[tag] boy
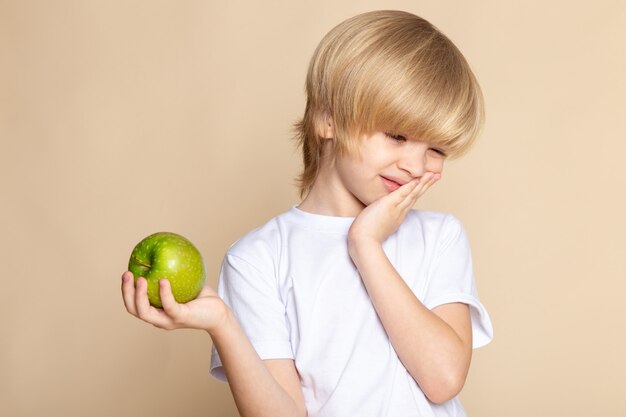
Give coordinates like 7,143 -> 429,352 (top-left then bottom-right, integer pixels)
122,10 -> 493,417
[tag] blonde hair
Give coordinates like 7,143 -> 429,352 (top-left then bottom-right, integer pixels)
294,10 -> 485,197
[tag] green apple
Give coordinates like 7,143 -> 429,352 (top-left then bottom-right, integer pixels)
128,232 -> 206,308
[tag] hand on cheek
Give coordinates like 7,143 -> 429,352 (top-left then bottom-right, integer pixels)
348,172 -> 441,248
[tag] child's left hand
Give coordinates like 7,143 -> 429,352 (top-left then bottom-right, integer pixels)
348,172 -> 440,248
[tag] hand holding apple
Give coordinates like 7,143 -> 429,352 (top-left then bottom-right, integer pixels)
128,232 -> 206,308
121,270 -> 229,332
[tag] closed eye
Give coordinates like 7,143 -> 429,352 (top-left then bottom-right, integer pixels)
430,148 -> 447,157
385,132 -> 407,142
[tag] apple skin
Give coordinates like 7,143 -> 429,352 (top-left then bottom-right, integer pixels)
128,232 -> 206,308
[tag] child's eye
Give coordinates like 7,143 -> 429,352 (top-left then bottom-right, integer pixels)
385,132 -> 407,142
429,148 -> 447,157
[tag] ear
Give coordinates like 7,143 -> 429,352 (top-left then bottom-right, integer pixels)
315,113 -> 335,139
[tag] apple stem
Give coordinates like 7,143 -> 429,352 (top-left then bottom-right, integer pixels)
133,256 -> 151,269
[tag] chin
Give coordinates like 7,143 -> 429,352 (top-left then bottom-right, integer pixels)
360,193 -> 383,207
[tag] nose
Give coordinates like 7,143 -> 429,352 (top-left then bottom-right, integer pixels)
397,145 -> 427,178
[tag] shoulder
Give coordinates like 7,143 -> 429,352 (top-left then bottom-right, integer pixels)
225,210 -> 291,266
402,210 -> 470,252
402,213 -> 473,271
405,209 -> 465,236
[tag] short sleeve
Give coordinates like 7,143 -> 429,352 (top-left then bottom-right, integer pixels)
423,215 -> 494,348
210,253 -> 293,382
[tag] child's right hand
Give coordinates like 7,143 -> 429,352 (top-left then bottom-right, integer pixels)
121,271 -> 229,333
348,172 -> 440,248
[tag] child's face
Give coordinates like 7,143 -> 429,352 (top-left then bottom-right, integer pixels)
332,131 -> 446,212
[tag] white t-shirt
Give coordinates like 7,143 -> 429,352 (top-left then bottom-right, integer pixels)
210,206 -> 493,417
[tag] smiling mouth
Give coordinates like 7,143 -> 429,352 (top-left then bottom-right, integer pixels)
381,176 -> 402,192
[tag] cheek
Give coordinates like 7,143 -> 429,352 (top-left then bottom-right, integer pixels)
426,158 -> 445,174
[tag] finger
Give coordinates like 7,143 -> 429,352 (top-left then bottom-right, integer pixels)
133,277 -> 175,329
393,178 -> 420,201
159,278 -> 183,320
399,172 -> 437,210
401,173 -> 432,201
134,277 -> 150,317
414,172 -> 440,199
135,277 -> 161,324
121,271 -> 138,316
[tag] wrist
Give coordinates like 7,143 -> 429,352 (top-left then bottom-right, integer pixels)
205,299 -> 234,337
348,235 -> 383,261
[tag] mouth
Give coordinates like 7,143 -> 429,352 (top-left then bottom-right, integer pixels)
380,176 -> 403,192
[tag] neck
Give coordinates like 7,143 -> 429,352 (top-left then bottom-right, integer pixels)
298,150 -> 365,217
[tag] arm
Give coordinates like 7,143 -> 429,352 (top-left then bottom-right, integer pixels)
348,173 -> 472,403
209,309 -> 307,417
121,272 -> 306,417
348,242 -> 472,403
